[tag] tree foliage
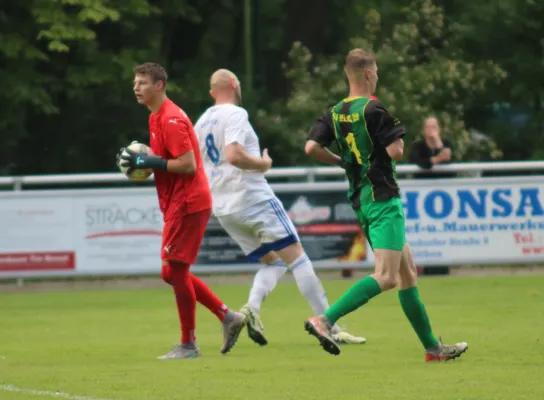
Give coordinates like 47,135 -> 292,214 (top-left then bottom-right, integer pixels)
0,0 -> 542,176
256,0 -> 506,165
449,0 -> 544,160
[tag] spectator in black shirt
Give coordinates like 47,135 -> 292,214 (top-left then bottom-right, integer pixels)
410,117 -> 455,178
410,117 -> 455,275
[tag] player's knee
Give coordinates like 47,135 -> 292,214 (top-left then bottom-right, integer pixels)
374,273 -> 398,291
165,260 -> 191,283
399,263 -> 418,289
373,248 -> 402,290
399,244 -> 418,288
170,260 -> 191,270
399,272 -> 417,289
161,261 -> 173,285
276,242 -> 304,265
259,252 -> 279,265
382,275 -> 398,290
405,263 -> 418,280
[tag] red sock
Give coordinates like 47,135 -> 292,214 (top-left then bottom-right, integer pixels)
191,274 -> 229,322
161,263 -> 173,285
170,262 -> 196,343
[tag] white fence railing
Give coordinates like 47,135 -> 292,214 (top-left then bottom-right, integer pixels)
2,161 -> 544,190
1,161 -> 544,281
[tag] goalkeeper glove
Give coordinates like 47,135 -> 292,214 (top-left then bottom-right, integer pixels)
117,146 -> 167,175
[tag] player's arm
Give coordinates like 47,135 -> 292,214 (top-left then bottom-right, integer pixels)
224,110 -> 272,172
365,103 -> 406,161
225,144 -> 271,172
305,110 -> 343,166
387,138 -> 404,161
161,118 -> 198,175
166,151 -> 197,175
121,118 -> 197,175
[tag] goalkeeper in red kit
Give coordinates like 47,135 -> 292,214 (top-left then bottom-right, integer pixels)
118,62 -> 246,359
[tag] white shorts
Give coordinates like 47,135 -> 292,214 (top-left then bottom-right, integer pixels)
216,197 -> 300,261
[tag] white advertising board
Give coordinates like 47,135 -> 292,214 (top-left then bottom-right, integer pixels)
400,176 -> 544,265
0,175 -> 542,278
0,196 -> 76,273
79,192 -> 163,273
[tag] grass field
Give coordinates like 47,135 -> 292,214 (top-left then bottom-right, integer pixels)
1,274 -> 543,400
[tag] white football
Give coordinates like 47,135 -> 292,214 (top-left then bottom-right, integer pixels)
118,141 -> 155,181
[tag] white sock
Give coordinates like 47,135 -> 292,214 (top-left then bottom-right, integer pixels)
289,253 -> 343,334
248,259 -> 287,312
289,253 -> 330,315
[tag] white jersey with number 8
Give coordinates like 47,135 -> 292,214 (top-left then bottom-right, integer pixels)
194,104 -> 275,217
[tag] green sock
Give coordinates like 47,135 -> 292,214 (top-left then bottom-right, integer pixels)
398,286 -> 439,349
324,276 -> 382,324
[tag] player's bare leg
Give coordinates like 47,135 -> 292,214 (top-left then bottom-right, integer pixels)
305,248 -> 401,355
398,244 -> 468,362
240,252 -> 286,346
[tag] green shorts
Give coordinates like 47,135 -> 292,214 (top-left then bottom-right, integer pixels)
354,197 -> 406,251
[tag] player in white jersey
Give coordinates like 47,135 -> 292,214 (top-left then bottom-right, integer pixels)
194,69 -> 365,346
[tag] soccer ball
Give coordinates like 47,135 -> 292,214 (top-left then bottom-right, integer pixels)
118,141 -> 154,181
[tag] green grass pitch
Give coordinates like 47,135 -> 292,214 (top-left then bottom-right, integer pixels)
1,274 -> 543,400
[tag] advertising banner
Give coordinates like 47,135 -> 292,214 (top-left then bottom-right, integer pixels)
78,192 -> 163,274
400,176 -> 544,265
0,196 -> 76,272
0,175 -> 542,278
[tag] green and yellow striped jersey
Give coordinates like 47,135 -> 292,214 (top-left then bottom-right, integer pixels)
307,97 -> 405,208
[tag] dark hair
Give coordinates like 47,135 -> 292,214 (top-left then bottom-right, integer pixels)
133,62 -> 168,87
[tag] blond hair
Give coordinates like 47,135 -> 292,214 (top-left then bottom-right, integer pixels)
344,49 -> 376,79
210,69 -> 238,90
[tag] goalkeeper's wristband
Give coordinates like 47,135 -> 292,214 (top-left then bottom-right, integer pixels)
144,156 -> 168,171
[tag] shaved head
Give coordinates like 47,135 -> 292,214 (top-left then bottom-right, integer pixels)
210,69 -> 238,89
209,69 -> 242,105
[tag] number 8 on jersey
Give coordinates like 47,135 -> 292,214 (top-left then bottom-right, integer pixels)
205,133 -> 220,165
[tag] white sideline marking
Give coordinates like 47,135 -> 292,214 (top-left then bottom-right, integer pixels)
0,385 -> 113,400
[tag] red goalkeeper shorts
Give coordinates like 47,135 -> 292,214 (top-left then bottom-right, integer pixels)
161,208 -> 211,264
